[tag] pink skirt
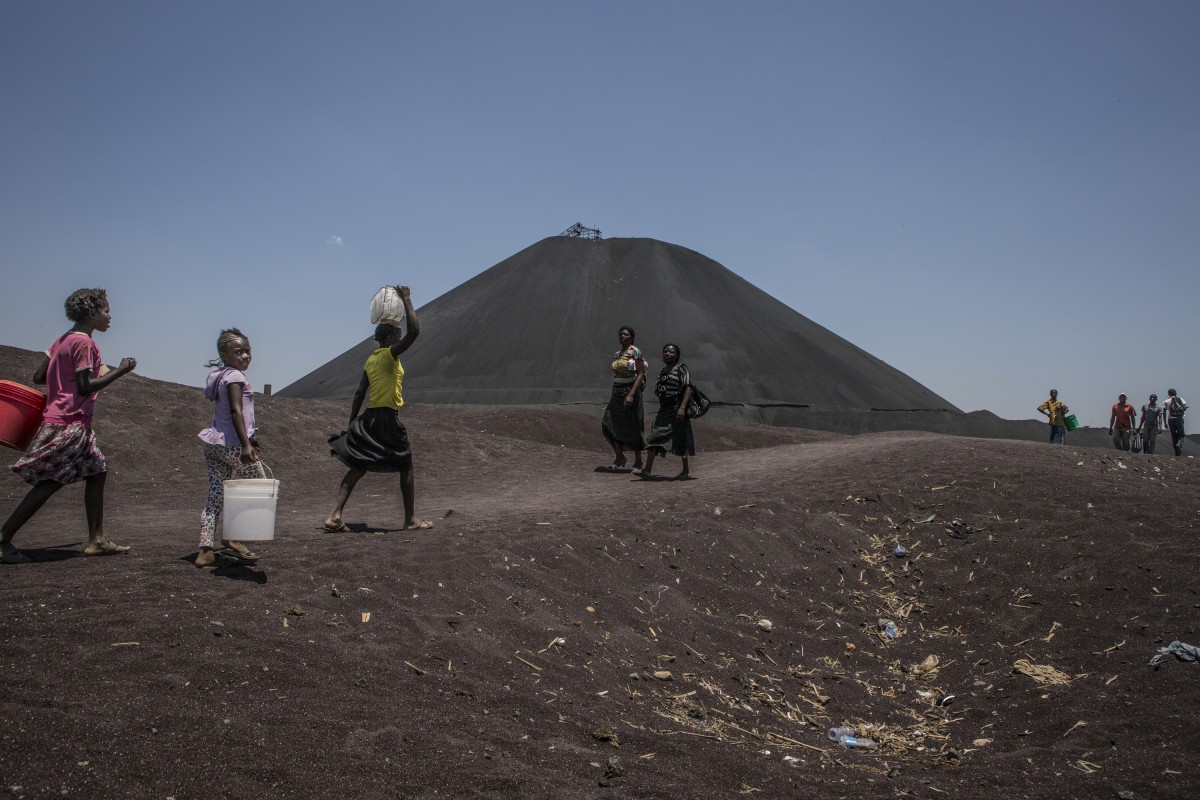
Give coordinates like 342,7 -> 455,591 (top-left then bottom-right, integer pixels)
11,422 -> 107,486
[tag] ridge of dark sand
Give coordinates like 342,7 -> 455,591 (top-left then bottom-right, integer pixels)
1,345 -> 1198,800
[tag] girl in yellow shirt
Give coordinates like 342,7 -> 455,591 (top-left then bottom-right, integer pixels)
324,286 -> 434,531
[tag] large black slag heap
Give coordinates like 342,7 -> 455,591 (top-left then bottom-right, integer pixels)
282,236 -> 1026,436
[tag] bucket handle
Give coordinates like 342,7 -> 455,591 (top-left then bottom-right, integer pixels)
254,460 -> 277,498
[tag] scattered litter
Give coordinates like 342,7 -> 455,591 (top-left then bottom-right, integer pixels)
878,619 -> 898,640
1148,640 -> 1200,667
1013,658 -> 1071,686
1063,720 -> 1087,737
653,670 -> 674,681
944,520 -> 974,539
894,544 -> 908,558
361,612 -> 371,623
592,728 -> 620,747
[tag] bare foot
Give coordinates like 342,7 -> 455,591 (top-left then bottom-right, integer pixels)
404,519 -> 434,530
675,471 -> 693,480
322,518 -> 349,532
632,468 -> 653,480
613,454 -> 628,469
83,541 -> 130,556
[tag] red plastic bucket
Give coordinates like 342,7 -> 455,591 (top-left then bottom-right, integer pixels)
0,380 -> 46,450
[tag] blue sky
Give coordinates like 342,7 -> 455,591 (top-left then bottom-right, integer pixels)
2,1 -> 1196,427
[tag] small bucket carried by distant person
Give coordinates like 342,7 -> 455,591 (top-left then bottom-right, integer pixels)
1063,413 -> 1080,432
222,463 -> 280,541
0,380 -> 46,451
369,286 -> 406,327
1131,432 -> 1143,454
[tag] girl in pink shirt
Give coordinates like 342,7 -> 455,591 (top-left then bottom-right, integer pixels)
2,288 -> 137,564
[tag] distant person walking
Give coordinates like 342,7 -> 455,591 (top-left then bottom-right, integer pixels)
1037,389 -> 1070,444
194,329 -> 265,568
1108,393 -> 1136,451
1165,388 -> 1188,456
601,326 -> 646,472
1,289 -> 136,564
1139,393 -> 1163,455
324,286 -> 433,532
634,343 -> 695,480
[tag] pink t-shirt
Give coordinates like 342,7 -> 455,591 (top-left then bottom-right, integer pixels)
42,332 -> 101,427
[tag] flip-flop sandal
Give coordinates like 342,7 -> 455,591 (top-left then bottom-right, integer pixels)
215,547 -> 258,564
322,521 -> 349,532
197,553 -> 242,569
83,541 -> 130,556
1,549 -> 32,565
404,520 -> 435,530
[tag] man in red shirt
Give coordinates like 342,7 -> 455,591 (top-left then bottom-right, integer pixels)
1108,393 -> 1137,451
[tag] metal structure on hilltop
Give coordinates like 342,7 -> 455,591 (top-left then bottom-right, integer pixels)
559,222 -> 602,239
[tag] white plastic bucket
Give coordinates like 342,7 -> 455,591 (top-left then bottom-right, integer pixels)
222,464 -> 279,541
370,286 -> 406,327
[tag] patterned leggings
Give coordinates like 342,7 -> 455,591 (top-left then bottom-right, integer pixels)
199,442 -> 265,549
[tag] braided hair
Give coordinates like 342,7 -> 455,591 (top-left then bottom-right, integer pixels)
64,288 -> 108,323
205,328 -> 249,368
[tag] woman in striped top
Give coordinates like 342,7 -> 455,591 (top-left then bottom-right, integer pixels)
634,343 -> 694,480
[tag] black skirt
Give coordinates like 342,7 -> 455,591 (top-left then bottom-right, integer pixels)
329,407 -> 413,473
645,402 -> 695,457
602,385 -> 645,451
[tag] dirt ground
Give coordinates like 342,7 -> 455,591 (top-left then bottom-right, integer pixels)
1,344 -> 1198,800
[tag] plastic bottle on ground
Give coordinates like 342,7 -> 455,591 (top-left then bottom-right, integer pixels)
827,726 -> 854,741
838,735 -> 879,750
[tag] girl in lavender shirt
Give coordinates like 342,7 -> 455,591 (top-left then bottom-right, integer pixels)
195,328 -> 263,567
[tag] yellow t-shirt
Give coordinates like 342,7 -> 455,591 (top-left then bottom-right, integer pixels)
365,347 -> 405,409
1037,398 -> 1067,426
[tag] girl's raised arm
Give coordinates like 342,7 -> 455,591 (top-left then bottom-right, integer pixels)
388,286 -> 420,358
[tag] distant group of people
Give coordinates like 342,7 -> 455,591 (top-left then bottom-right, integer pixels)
1038,387 -> 1189,456
1,285 -> 433,567
601,326 -> 696,480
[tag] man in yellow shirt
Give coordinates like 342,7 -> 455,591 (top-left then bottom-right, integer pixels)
324,286 -> 434,532
1037,389 -> 1069,445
